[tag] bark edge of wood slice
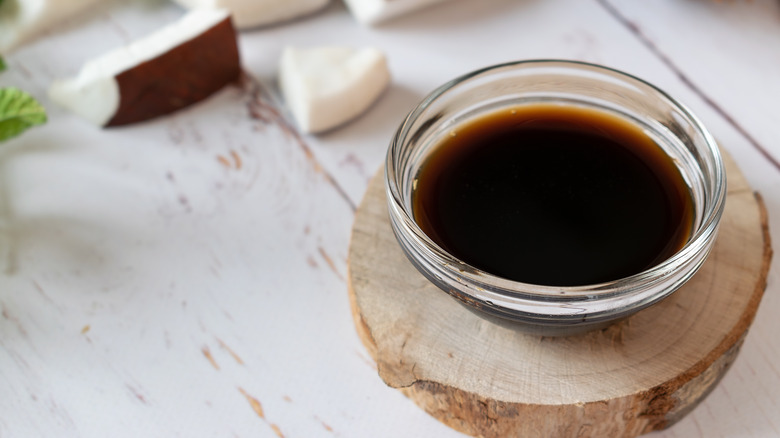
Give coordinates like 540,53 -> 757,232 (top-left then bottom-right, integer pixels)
347,151 -> 772,438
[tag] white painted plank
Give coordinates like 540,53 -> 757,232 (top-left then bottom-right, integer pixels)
0,0 -> 778,437
602,0 -> 780,162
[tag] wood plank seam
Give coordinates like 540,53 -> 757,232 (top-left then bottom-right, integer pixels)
595,0 -> 780,172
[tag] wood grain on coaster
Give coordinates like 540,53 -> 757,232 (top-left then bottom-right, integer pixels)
348,151 -> 771,438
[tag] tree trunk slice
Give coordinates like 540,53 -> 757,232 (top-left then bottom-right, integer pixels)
347,151 -> 771,438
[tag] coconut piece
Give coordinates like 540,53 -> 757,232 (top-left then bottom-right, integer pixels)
0,0 -> 103,53
48,9 -> 240,127
342,0 -> 456,25
279,46 -> 390,134
170,0 -> 330,29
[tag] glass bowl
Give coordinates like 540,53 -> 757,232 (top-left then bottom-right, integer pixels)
385,60 -> 726,335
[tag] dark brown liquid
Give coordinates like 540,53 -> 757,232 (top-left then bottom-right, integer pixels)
412,104 -> 693,286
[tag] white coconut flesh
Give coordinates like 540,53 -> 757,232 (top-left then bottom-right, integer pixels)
0,0 -> 105,52
342,0 -> 456,25
171,0 -> 330,29
279,46 -> 390,134
48,9 -> 235,127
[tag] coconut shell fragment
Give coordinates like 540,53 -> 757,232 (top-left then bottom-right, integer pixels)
108,15 -> 240,126
49,9 -> 241,127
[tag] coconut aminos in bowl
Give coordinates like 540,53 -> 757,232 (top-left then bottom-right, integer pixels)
385,60 -> 725,335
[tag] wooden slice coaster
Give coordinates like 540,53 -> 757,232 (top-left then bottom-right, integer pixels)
347,151 -> 771,438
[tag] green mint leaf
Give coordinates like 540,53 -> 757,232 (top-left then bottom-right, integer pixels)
0,87 -> 47,142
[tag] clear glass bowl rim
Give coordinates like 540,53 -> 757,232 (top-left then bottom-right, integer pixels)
385,59 -> 727,304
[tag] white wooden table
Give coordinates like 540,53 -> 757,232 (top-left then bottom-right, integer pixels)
1,1 -> 779,436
